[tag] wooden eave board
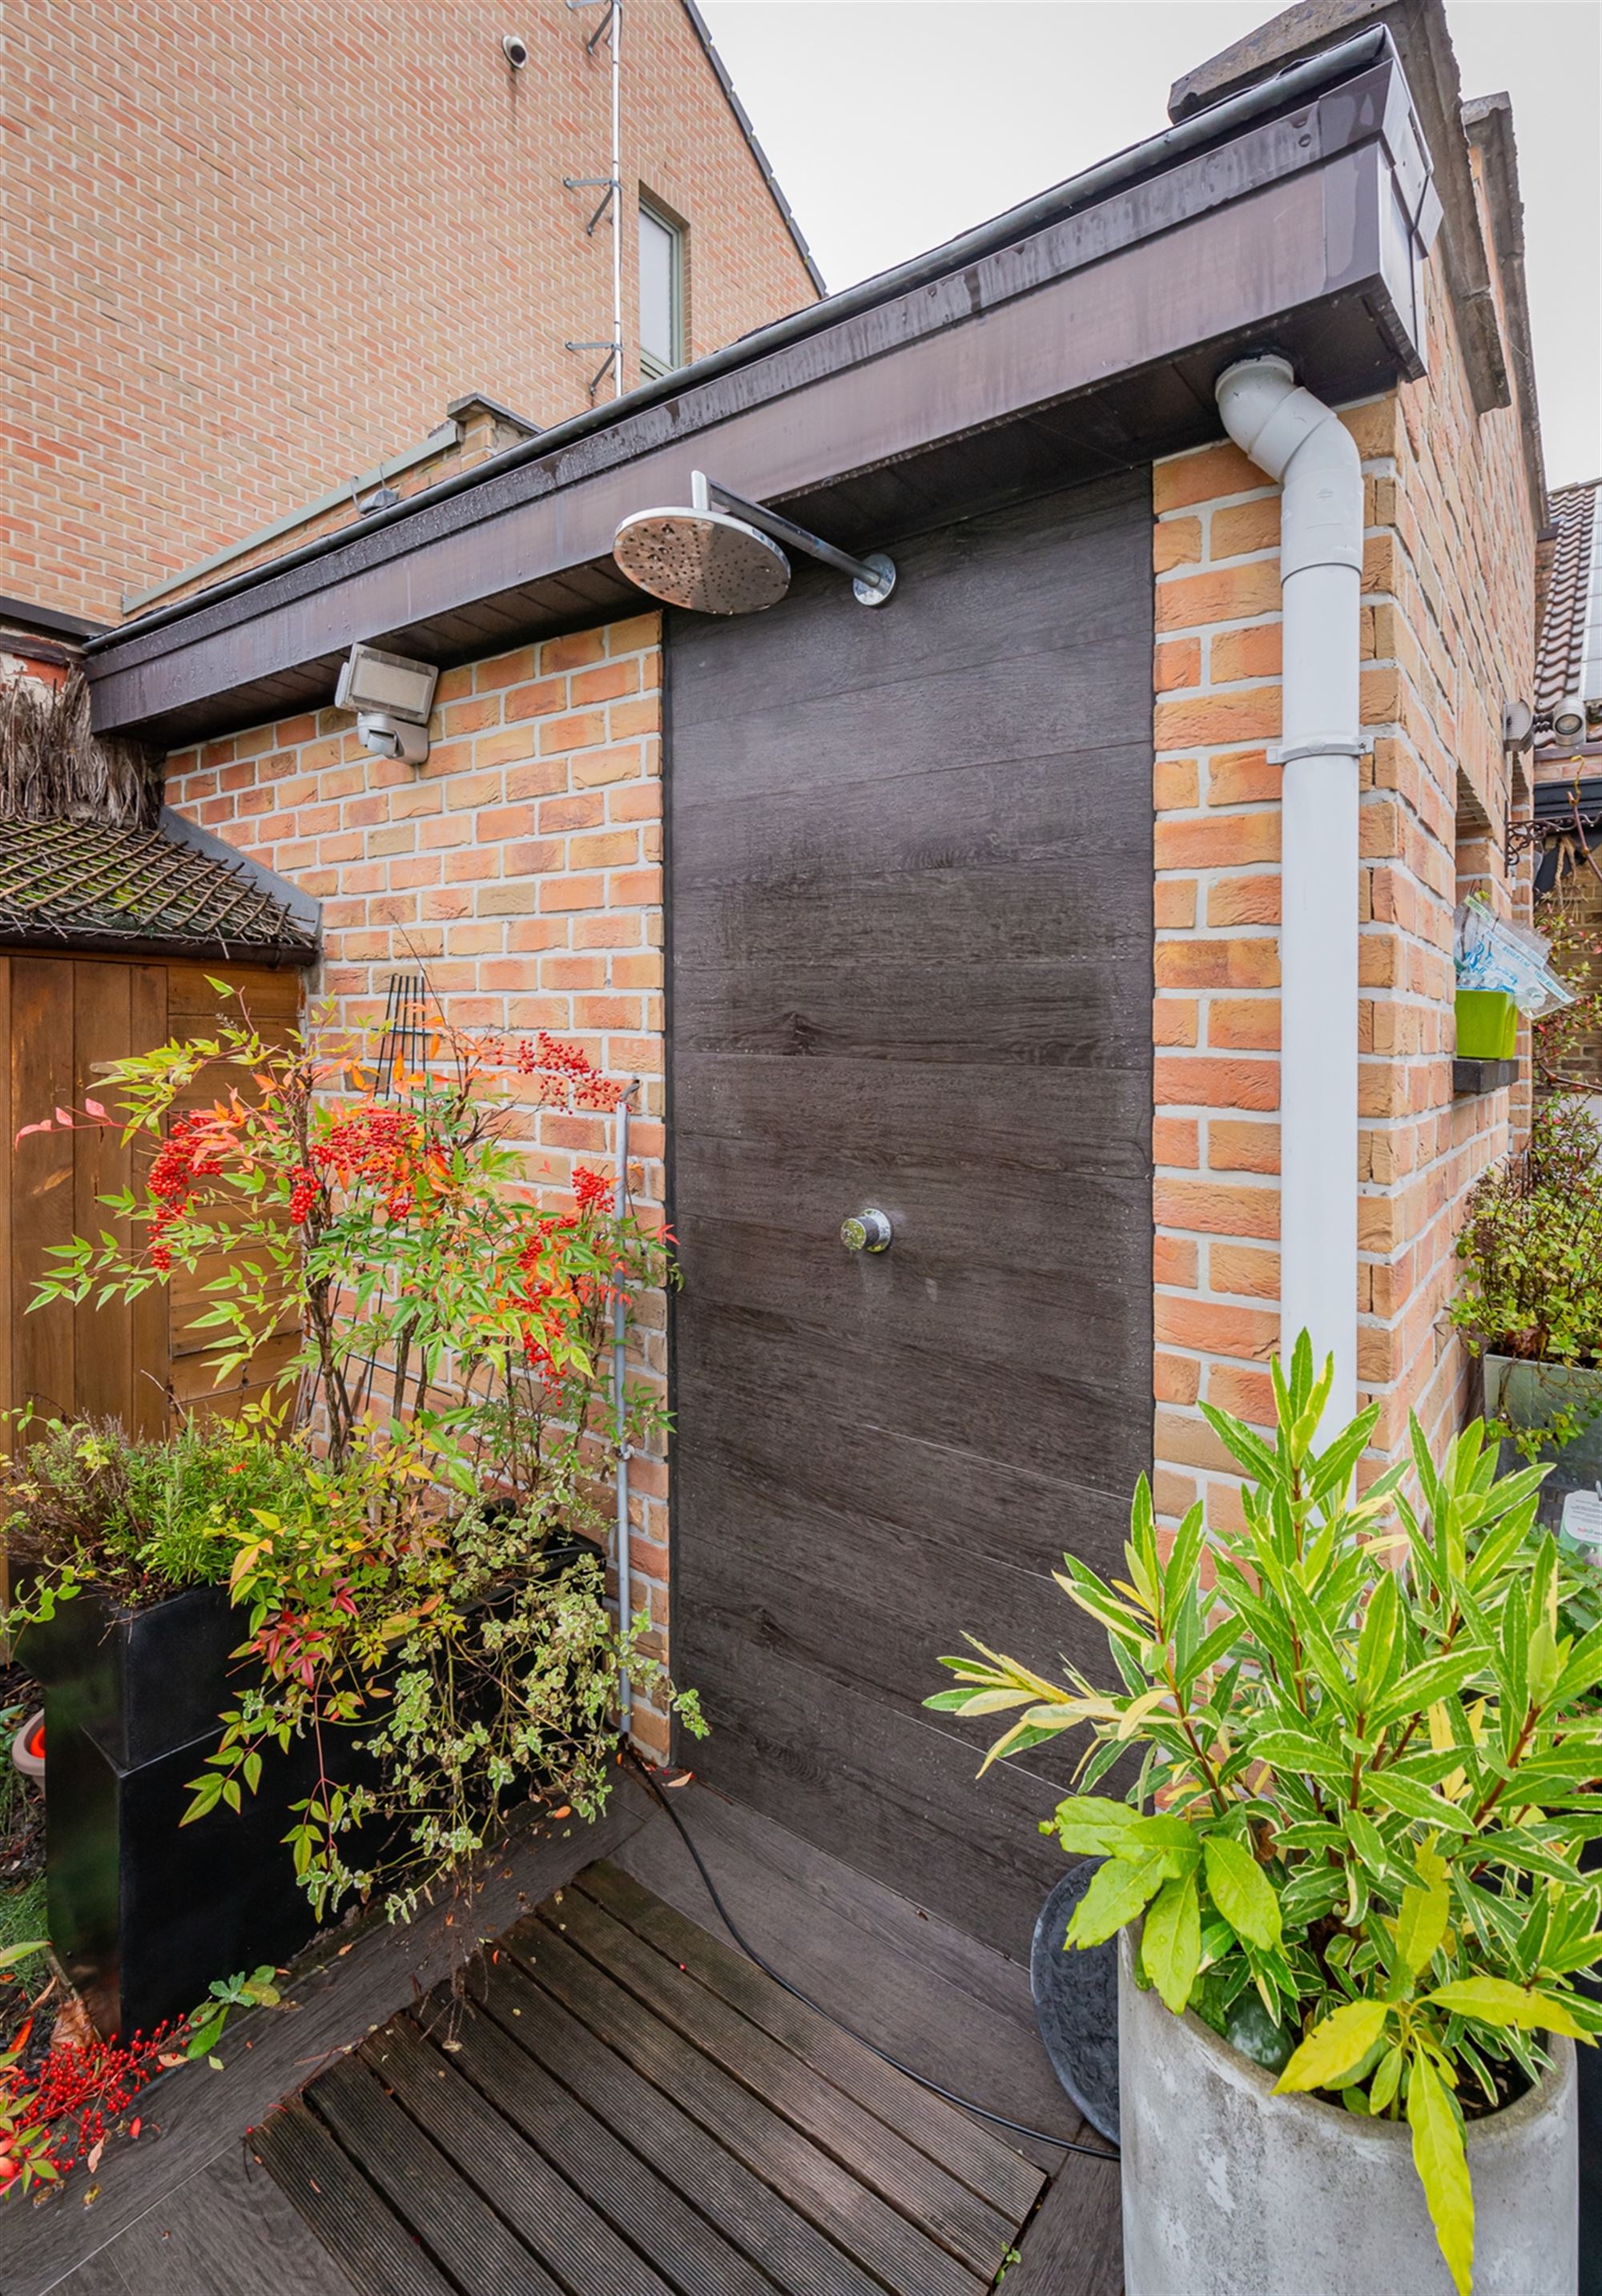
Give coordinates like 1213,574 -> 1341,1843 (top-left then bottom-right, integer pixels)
87,51 -> 1427,748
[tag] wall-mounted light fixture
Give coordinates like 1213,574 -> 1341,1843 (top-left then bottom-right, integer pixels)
336,642 -> 439,769
1501,698 -> 1535,752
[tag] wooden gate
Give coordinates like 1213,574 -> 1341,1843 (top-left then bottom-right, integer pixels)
666,472 -> 1156,1954
1,953 -> 301,1436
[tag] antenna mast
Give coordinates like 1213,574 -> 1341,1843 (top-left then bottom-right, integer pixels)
563,0 -> 624,402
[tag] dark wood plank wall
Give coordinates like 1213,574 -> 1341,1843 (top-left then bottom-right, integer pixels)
666,469 -> 1155,1957
2,954 -> 300,1439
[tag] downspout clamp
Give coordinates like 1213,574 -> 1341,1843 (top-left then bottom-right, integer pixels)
1214,355 -> 1364,1426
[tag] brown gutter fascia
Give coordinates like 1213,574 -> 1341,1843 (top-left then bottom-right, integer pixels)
87,41 -> 1438,746
84,24 -> 1392,677
87,133 -> 1418,743
1169,0 -> 1511,417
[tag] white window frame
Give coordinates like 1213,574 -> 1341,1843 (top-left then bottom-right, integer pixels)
638,195 -> 685,380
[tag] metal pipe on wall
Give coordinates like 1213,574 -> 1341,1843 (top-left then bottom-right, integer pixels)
613,1081 -> 636,1729
1214,354 -> 1365,1426
609,1 -> 623,401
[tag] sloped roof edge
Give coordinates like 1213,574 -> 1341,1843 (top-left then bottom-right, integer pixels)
1463,91 -> 1546,525
678,0 -> 827,297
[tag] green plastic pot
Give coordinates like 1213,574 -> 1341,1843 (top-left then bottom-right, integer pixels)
1455,987 -> 1518,1060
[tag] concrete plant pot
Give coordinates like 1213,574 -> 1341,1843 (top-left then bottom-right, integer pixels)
1118,1933 -> 1578,2296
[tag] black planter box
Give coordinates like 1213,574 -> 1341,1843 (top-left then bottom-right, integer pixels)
23,1542 -> 596,2039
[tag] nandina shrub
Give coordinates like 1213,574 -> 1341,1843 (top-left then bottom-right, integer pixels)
932,1338 -> 1602,2295
0,1966 -> 278,2197
23,999 -> 658,1470
0,2017 -> 173,2194
11,993 -> 702,1920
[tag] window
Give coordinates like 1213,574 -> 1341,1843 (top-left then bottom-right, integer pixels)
638,197 -> 684,379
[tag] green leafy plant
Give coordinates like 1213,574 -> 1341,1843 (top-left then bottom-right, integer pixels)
178,1446 -> 702,1920
183,1964 -> 281,2065
0,1401 -> 312,1615
1449,1094 -> 1602,1462
931,1338 -> 1602,2294
8,999 -> 702,1922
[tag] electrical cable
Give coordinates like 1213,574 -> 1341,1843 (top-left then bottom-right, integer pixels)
626,1752 -> 1120,2163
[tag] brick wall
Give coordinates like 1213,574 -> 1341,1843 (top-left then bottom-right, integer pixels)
5,0 -> 817,625
163,613 -> 676,1752
1149,215 -> 1538,1520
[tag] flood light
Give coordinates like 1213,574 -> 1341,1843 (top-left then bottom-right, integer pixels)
336,643 -> 439,769
336,643 -> 439,726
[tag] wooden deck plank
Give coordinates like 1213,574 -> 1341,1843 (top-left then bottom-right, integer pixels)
0,1788 -> 648,2296
360,2013 -> 678,2296
469,1949 -> 887,2296
252,2099 -> 453,2296
580,1857 -> 1044,2222
612,1783 -> 1082,2172
60,2152 -> 363,2296
42,2254 -> 132,2296
552,1879 -> 1020,2278
504,1910 -> 988,2296
426,1991 -> 784,2296
312,2054 -> 565,2296
1002,2150 -> 1124,2296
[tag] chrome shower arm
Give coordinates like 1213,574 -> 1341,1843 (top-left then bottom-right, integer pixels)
694,472 -> 896,605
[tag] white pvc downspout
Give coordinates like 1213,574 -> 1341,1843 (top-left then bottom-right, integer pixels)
1214,356 -> 1364,1427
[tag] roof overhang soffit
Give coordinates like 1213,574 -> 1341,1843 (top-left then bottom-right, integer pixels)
87,43 -> 1437,748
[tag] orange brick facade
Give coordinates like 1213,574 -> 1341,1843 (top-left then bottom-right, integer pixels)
1150,205 -> 1538,1521
163,615 -> 677,1753
5,0 -> 817,625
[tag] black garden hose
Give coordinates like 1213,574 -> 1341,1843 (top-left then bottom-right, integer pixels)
626,1751 -> 1119,2163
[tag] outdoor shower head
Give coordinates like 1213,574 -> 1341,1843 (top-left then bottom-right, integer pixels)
613,501 -> 792,616
612,472 -> 896,615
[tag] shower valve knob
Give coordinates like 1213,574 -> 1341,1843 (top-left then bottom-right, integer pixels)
840,1208 -> 892,1254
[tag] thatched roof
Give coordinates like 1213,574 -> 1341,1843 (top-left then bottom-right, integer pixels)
0,671 -> 161,826
0,668 -> 316,963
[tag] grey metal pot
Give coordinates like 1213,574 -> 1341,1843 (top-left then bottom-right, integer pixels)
1119,1935 -> 1578,2296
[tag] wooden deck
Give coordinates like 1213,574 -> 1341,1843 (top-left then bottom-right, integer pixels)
12,1782 -> 1121,2295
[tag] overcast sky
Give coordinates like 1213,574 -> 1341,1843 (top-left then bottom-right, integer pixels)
698,0 -> 1601,489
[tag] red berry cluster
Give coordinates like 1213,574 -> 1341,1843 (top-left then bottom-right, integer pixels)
146,1112 -> 229,1267
0,2021 -> 174,2187
314,1104 -> 420,1192
288,1165 -> 319,1225
525,1033 -> 626,1112
572,1164 -> 613,1213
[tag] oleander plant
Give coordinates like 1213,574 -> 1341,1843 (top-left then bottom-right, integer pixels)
931,1338 -> 1602,2294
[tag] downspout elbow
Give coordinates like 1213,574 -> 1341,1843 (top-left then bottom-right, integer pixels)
1216,354 -> 1363,583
